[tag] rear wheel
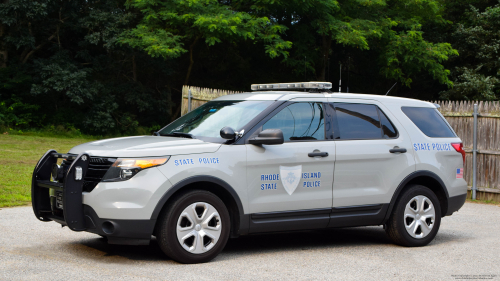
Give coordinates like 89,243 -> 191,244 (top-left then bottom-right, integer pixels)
157,190 -> 230,263
385,185 -> 441,247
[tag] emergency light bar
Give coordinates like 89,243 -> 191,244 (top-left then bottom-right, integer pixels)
251,82 -> 332,91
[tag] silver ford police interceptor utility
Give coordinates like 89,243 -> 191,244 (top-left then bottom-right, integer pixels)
31,82 -> 467,264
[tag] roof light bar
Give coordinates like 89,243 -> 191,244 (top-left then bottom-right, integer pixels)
251,82 -> 332,91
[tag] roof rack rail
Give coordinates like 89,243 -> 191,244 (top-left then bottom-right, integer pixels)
251,82 -> 332,92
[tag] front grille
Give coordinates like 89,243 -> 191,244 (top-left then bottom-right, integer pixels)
84,157 -> 116,192
62,156 -> 116,192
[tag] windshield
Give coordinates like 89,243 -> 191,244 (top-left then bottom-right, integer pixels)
159,100 -> 273,140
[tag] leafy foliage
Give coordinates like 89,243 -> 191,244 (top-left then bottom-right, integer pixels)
122,0 -> 292,60
0,0 -> 175,134
441,3 -> 500,100
0,96 -> 39,127
0,0 -> 498,134
381,28 -> 458,87
257,0 -> 458,87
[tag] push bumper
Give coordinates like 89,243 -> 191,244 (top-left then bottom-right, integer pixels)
32,150 -> 155,245
32,150 -> 89,230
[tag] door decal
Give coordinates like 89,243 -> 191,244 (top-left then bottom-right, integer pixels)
280,165 -> 302,195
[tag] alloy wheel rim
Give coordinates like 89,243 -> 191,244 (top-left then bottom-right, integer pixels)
403,195 -> 435,239
176,202 -> 222,254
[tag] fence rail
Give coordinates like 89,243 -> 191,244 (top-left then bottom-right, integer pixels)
434,100 -> 500,117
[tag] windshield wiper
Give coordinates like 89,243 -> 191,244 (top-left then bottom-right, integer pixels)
162,132 -> 195,139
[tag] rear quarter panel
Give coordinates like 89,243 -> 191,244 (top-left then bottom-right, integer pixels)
384,101 -> 468,198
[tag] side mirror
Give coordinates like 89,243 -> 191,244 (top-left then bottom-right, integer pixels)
249,129 -> 284,145
220,126 -> 236,140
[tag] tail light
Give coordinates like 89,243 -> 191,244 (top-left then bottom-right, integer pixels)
451,143 -> 465,164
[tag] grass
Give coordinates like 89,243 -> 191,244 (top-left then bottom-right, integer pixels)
466,198 -> 500,206
0,134 -> 97,207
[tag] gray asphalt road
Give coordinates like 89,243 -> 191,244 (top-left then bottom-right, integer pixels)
1,203 -> 499,281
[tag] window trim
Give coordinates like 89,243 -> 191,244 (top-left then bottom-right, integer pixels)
326,103 -> 340,140
377,106 -> 400,139
330,102 -> 399,141
401,106 -> 457,138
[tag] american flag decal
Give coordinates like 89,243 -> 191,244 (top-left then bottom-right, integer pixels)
456,168 -> 463,179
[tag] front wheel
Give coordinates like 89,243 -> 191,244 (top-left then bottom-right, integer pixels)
385,185 -> 441,247
157,190 -> 230,264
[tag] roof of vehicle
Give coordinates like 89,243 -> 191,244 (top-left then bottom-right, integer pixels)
214,91 -> 435,108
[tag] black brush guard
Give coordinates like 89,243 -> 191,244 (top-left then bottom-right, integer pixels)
32,150 -> 90,231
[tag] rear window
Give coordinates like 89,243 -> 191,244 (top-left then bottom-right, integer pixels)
401,107 -> 456,138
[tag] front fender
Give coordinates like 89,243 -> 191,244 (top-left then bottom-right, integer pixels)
150,175 -> 249,235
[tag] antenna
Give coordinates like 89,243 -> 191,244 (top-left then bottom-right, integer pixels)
327,56 -> 330,83
385,82 -> 397,96
339,63 -> 342,92
347,57 -> 350,93
323,54 -> 328,84
304,56 -> 306,80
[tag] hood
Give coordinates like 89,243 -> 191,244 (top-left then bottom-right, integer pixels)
68,136 -> 221,157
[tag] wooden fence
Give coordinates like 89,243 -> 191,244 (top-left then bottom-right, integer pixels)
180,86 -> 500,198
181,85 -> 241,116
432,101 -> 500,199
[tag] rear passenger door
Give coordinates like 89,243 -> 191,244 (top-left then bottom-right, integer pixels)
327,99 -> 416,209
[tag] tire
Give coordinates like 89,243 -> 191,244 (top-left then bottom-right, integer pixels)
385,185 -> 441,247
156,190 -> 230,264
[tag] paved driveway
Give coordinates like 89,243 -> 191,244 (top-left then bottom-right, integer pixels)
0,203 -> 499,280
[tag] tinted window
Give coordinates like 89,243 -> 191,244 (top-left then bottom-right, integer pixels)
334,103 -> 382,139
263,102 -> 325,141
402,107 -> 456,138
378,108 -> 398,138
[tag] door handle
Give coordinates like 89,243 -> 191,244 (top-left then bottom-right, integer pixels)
389,147 -> 407,153
308,152 -> 329,157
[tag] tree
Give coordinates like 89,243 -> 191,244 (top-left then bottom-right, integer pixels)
0,0 -> 61,67
248,0 -> 458,88
1,0 -> 496,134
441,3 -> 500,100
0,0 -> 177,133
121,0 -> 292,86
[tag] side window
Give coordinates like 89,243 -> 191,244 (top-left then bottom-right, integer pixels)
334,103 -> 380,139
263,102 -> 325,141
333,103 -> 398,140
401,107 -> 456,138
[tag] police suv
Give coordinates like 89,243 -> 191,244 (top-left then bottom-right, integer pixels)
31,82 -> 467,263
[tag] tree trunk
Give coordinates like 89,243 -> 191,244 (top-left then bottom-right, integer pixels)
132,55 -> 137,82
0,24 -> 7,68
184,35 -> 200,86
21,31 -> 57,64
317,35 -> 332,81
0,49 -> 7,68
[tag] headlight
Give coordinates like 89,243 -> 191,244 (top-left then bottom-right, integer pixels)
102,157 -> 170,182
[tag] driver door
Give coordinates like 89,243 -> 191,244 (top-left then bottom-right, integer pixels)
245,98 -> 336,232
